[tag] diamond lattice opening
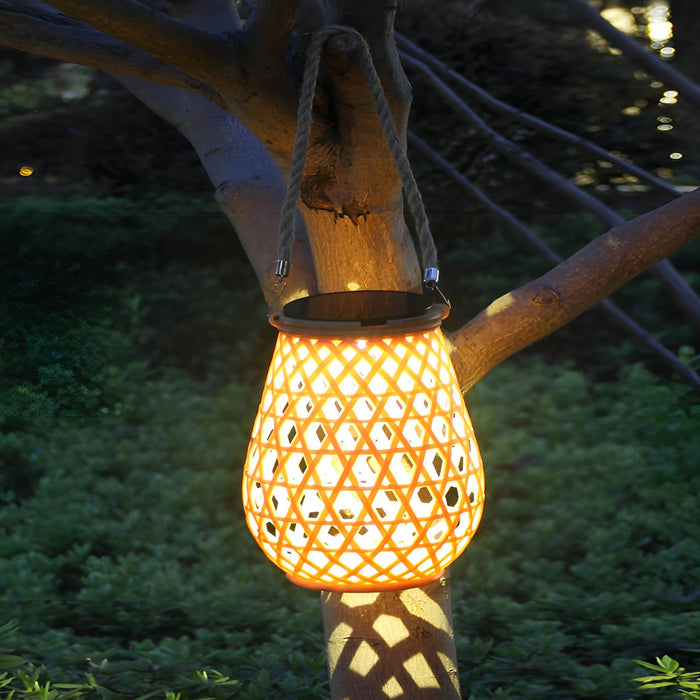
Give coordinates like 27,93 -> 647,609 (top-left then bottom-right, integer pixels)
242,317 -> 485,591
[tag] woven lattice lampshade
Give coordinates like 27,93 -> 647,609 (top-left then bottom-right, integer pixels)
242,291 -> 484,591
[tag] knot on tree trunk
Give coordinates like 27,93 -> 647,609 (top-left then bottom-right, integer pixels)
532,286 -> 561,306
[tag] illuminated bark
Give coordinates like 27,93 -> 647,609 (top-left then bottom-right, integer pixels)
322,579 -> 461,699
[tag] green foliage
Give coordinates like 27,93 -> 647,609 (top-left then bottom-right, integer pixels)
452,360 -> 700,698
0,193 -> 330,698
634,655 -> 700,698
1,194 -> 699,698
0,62 -> 96,120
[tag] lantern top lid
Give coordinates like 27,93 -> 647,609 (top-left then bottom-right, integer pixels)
270,290 -> 448,337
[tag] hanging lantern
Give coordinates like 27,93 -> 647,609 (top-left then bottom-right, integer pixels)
242,291 -> 484,591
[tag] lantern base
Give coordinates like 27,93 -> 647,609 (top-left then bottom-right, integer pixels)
285,569 -> 446,593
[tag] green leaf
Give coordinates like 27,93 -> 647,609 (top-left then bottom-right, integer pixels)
0,655 -> 25,670
658,655 -> 682,672
635,680 -> 677,688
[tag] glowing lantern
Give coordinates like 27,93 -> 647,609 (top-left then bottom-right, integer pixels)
242,291 -> 484,591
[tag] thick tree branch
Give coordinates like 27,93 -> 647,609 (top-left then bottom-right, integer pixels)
166,0 -> 240,33
0,1 -> 222,103
41,0 -> 237,92
332,0 -> 410,113
449,189 -> 700,392
409,132 -> 700,392
562,0 -> 700,110
306,31 -> 406,219
245,0 -> 303,59
114,3 -> 317,307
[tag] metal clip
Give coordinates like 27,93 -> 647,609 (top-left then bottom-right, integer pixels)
423,267 -> 439,288
274,258 -> 290,278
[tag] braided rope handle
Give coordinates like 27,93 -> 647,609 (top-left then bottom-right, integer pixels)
275,26 -> 439,286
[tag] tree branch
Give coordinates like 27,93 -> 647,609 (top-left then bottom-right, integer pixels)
400,51 -> 619,227
0,1 -> 222,103
164,0 -> 240,33
332,0 -> 411,113
562,0 -> 700,110
41,0 -> 237,92
113,1 -> 318,307
400,48 -> 700,331
449,189 -> 700,392
245,0 -> 303,60
397,32 -> 681,201
409,132 -> 700,393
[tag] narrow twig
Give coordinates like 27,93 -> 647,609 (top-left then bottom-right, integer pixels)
562,0 -> 700,110
400,50 -> 700,331
397,33 -> 681,200
400,51 -> 621,227
409,132 -> 700,394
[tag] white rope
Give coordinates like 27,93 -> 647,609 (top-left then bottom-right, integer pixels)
275,25 -> 438,284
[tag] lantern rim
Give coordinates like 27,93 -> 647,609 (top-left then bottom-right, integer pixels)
271,290 -> 449,337
285,569 -> 446,593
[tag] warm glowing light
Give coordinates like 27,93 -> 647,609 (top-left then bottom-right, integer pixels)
326,621 -> 353,676
573,171 -> 596,187
19,166 -> 34,177
438,651 -> 462,694
485,293 -> 514,316
645,1 -> 672,37
382,677 -> 404,698
622,106 -> 641,116
372,615 -> 410,647
648,20 -> 673,42
659,90 -> 678,105
657,124 -> 673,131
659,47 -> 675,58
399,588 -> 451,634
669,152 -> 683,160
349,640 -> 380,675
242,292 -> 485,591
403,653 -> 441,689
601,8 -> 637,34
340,591 -> 380,608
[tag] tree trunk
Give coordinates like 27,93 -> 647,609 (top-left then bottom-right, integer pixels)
322,577 -> 461,699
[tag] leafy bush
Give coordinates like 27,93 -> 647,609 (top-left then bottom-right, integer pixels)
1,194 -> 699,698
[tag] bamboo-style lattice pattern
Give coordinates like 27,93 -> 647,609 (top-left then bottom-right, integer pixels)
242,326 -> 484,591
